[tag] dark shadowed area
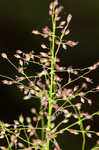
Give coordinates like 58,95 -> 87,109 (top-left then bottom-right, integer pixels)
0,0 -> 99,149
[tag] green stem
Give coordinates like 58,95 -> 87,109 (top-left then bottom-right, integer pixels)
62,70 -> 91,89
39,91 -> 45,144
22,122 -> 30,147
55,23 -> 69,60
5,134 -> 12,150
55,111 -> 99,135
46,9 -> 56,150
7,59 -> 18,71
4,127 -> 41,149
66,98 -> 86,150
41,114 -> 45,141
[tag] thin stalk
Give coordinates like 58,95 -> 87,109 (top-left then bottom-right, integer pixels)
55,111 -> 99,135
5,134 -> 12,150
62,70 -> 91,89
22,122 -> 30,147
7,58 -> 18,71
38,91 -> 45,145
46,8 -> 56,150
41,113 -> 45,141
4,127 -> 39,149
54,23 -> 69,61
40,101 -> 45,142
66,98 -> 86,150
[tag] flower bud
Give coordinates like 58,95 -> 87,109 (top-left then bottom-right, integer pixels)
19,115 -> 24,123
2,80 -> 9,84
14,54 -> 20,58
16,50 -> 22,54
40,52 -> 48,57
32,30 -> 40,35
59,21 -> 66,26
67,14 -> 72,23
1,53 -> 8,59
54,0 -> 58,7
96,86 -> 99,90
41,44 -> 47,49
65,29 -> 70,35
66,41 -> 78,47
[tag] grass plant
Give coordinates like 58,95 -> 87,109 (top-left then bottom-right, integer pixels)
0,0 -> 99,150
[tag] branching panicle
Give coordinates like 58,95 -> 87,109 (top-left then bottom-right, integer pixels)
0,0 -> 99,150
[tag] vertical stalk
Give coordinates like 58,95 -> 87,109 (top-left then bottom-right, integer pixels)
41,105 -> 45,141
67,97 -> 86,150
5,134 -> 12,150
46,8 -> 56,150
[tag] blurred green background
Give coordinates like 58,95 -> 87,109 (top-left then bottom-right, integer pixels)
0,0 -> 99,149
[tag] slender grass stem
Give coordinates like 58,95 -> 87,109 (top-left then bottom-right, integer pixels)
0,74 -> 14,81
66,98 -> 86,150
22,122 -> 30,147
55,23 -> 69,60
5,133 -> 12,150
4,127 -> 40,149
46,7 -> 56,150
40,96 -> 45,142
7,59 -> 18,71
54,111 -> 99,136
62,70 -> 91,89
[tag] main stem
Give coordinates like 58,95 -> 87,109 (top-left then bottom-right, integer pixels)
46,12 -> 56,150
